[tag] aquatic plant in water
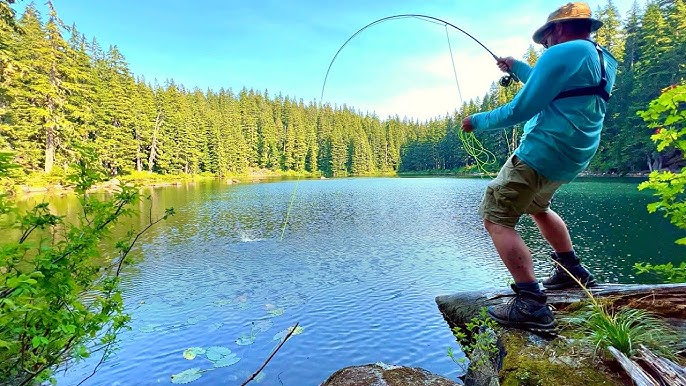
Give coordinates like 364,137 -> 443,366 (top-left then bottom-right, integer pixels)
172,345 -> 241,383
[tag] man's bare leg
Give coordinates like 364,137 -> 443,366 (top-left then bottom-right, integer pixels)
483,218 -> 555,330
531,209 -> 597,288
531,209 -> 572,253
483,219 -> 536,283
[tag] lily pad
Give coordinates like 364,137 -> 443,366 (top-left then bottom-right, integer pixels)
267,308 -> 284,317
235,333 -> 256,346
171,368 -> 203,384
272,325 -> 304,341
139,323 -> 162,333
183,347 -> 205,360
209,322 -> 223,331
205,346 -> 233,362
255,371 -> 266,383
186,315 -> 208,325
252,319 -> 273,333
235,294 -> 249,303
213,353 -> 240,368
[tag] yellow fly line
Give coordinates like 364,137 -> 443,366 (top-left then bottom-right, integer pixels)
457,129 -> 498,176
444,24 -> 500,176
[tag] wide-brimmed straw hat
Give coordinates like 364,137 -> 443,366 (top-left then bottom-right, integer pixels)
532,2 -> 603,44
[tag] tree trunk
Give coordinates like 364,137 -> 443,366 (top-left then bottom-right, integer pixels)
136,130 -> 142,172
148,112 -> 162,172
44,125 -> 55,174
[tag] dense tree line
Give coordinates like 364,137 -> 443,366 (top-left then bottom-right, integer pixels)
0,0 -> 684,180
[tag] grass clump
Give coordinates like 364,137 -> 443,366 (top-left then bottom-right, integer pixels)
563,304 -> 678,358
556,263 -> 679,358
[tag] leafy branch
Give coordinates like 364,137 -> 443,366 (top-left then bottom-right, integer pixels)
0,152 -> 174,386
636,83 -> 686,282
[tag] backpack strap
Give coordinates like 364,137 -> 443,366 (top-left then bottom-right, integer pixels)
553,40 -> 610,102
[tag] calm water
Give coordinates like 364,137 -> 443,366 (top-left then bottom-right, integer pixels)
37,177 -> 682,386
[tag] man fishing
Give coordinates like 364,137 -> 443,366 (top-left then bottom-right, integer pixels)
461,2 -> 618,331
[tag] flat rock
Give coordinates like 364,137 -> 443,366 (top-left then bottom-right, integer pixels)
321,362 -> 459,386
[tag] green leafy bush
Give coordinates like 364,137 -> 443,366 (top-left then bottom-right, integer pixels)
448,307 -> 500,374
636,84 -> 686,283
0,149 -> 173,385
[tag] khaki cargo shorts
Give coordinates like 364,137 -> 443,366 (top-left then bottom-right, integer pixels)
478,154 -> 563,228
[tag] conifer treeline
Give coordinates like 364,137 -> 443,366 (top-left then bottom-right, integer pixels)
0,0 -> 684,179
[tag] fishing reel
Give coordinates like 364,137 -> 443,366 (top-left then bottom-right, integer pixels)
499,73 -> 515,87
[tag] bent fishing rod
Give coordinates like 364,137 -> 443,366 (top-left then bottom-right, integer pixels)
320,13 -> 518,103
282,14 -> 510,241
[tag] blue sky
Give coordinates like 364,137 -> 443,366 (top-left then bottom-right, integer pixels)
14,0 -> 633,121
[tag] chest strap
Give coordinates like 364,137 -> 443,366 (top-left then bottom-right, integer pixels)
553,41 -> 610,102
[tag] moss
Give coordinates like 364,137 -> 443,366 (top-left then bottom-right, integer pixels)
499,331 -> 624,386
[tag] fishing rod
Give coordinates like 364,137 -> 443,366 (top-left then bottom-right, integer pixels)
281,14 -> 509,241
320,13 -> 519,103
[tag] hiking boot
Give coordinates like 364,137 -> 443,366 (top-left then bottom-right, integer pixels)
487,284 -> 556,331
542,252 -> 597,290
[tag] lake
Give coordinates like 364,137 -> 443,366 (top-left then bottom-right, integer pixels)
43,176 -> 682,385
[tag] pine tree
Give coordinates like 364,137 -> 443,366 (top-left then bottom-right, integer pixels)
0,0 -> 18,150
92,45 -> 137,175
239,87 -> 259,168
63,26 -> 96,152
219,88 -> 248,174
595,0 -> 625,60
130,78 -> 158,172
6,4 -> 69,172
316,104 -> 334,176
667,0 -> 686,82
330,110 -> 348,176
257,90 -> 280,170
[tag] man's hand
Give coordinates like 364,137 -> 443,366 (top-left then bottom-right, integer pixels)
461,116 -> 473,133
496,57 -> 515,73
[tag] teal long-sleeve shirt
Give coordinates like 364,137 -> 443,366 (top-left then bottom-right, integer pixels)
470,39 -> 618,181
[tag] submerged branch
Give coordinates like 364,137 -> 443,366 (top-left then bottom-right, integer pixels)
241,322 -> 300,386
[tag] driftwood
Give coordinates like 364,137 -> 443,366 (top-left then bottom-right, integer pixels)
608,346 -> 659,386
635,345 -> 686,386
435,283 -> 686,386
609,344 -> 686,386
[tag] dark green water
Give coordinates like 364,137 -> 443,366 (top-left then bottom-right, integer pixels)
20,177 -> 681,385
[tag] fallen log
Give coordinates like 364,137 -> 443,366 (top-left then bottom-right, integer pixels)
435,283 -> 686,386
435,283 -> 686,329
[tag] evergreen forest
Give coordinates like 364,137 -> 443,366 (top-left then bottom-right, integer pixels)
1,0 -> 685,182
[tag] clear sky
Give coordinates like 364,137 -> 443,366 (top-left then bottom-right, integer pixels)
14,0 -> 633,121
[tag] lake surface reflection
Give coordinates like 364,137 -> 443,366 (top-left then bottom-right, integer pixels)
49,177 -> 682,385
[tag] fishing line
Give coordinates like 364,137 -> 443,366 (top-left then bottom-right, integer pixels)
442,23 -> 497,175
280,178 -> 299,241
282,13 -> 510,240
319,14 -> 505,176
320,13 -> 518,103
439,19 -> 497,175
444,24 -> 463,103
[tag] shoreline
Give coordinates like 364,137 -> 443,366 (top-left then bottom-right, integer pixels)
8,169 -> 652,200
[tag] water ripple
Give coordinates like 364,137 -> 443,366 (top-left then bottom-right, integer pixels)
54,177 -> 681,386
